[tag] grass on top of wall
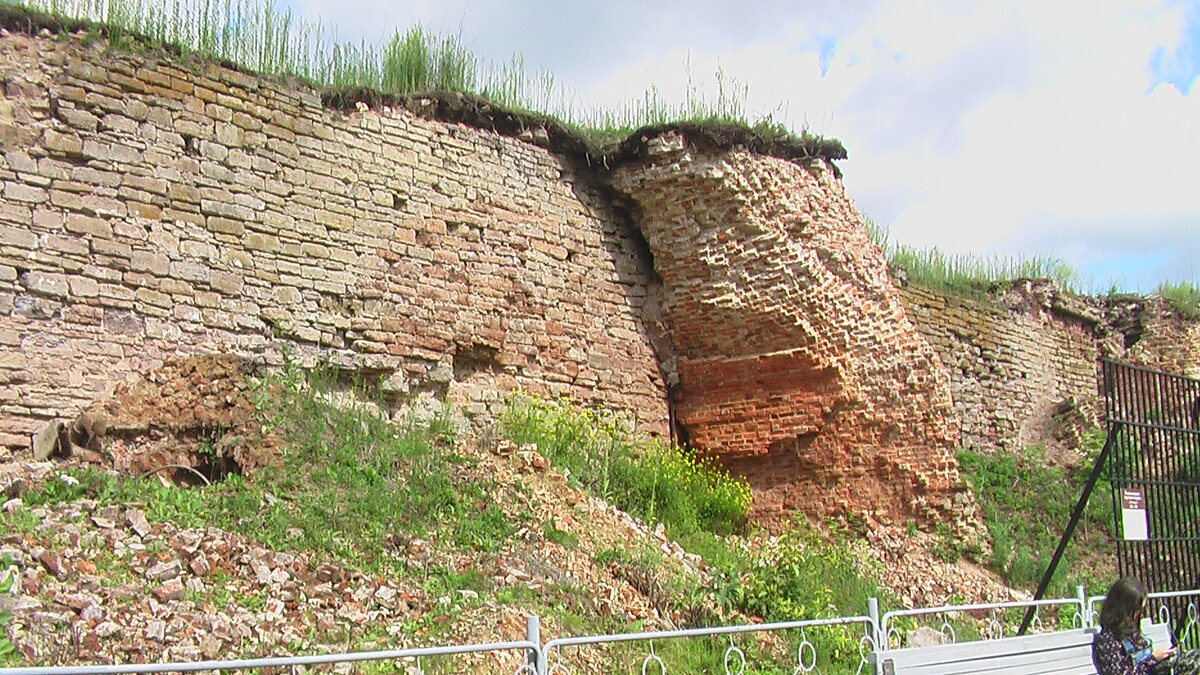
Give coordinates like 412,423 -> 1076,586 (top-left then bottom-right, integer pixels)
1157,280 -> 1200,319
0,0 -> 839,156
864,218 -> 1080,297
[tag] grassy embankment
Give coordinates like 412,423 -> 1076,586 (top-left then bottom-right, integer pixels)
1,362 -> 888,673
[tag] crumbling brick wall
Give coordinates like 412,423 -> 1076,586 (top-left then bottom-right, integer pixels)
612,138 -> 976,529
900,281 -> 1200,458
0,33 -> 667,450
3,28 -> 1196,532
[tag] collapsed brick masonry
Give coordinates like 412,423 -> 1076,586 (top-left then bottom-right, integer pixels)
1,28 -> 1197,527
612,139 -> 971,528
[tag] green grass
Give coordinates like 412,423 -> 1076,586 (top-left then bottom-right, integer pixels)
866,218 -> 1080,296
1157,280 -> 1200,318
956,433 -> 1115,595
1,0 -> 834,155
2,368 -> 890,672
498,395 -> 886,672
867,217 -> 1198,302
18,360 -> 514,576
497,393 -> 751,538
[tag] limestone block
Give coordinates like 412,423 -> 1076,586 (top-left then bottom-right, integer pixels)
129,251 -> 170,276
41,234 -> 89,257
3,151 -> 37,173
21,271 -> 69,299
99,113 -> 137,135
134,287 -> 173,309
0,225 -> 37,249
210,270 -> 243,296
64,213 -> 114,239
243,233 -> 280,252
3,182 -> 48,204
80,195 -> 127,217
42,130 -> 84,156
169,184 -> 201,203
147,230 -> 180,255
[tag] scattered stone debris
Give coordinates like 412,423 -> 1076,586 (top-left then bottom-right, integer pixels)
1,358 -> 1020,669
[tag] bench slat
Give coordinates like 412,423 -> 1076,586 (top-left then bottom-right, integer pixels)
881,645 -> 1092,675
879,628 -> 1095,662
874,623 -> 1174,675
875,628 -> 1099,675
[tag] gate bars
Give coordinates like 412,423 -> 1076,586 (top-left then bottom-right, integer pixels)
1104,359 -> 1200,597
1022,358 -> 1200,635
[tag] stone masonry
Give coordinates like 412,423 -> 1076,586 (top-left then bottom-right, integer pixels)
612,140 -> 973,528
0,32 -> 667,449
900,281 -> 1200,457
2,28 -> 1198,529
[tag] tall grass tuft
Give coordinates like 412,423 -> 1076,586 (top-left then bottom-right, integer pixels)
5,0 -> 827,150
957,435 -> 1114,594
865,217 -> 1080,295
1157,280 -> 1200,318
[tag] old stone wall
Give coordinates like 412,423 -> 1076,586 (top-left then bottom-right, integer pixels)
3,28 -> 1197,532
0,32 -> 668,450
900,281 -> 1200,457
612,140 -> 975,530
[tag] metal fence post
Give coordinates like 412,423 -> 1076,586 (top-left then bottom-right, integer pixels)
868,597 -> 881,675
527,614 -> 541,674
1077,585 -> 1089,627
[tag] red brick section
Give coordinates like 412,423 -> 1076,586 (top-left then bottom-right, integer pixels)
613,141 -> 977,529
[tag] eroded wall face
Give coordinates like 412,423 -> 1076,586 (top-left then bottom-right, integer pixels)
899,284 -> 1102,455
612,144 -> 975,528
901,283 -> 1200,458
0,34 -> 668,449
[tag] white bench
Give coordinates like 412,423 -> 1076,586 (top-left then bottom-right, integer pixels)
871,623 -> 1172,675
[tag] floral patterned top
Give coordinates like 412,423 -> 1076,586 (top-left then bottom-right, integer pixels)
1092,628 -> 1156,675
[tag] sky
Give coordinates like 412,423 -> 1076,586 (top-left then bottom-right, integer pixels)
280,0 -> 1200,293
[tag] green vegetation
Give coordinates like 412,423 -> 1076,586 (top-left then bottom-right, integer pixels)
21,368 -> 507,576
865,218 -> 1080,296
4,364 -> 890,672
499,395 -> 885,673
498,393 -> 751,538
867,217 -> 1199,304
957,433 -> 1115,594
1,553 -> 19,665
705,522 -> 887,668
887,245 -> 1079,296
0,611 -> 16,666
1157,280 -> 1200,318
1,0 -> 833,153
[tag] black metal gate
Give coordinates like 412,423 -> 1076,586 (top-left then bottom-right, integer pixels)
1102,358 -> 1200,593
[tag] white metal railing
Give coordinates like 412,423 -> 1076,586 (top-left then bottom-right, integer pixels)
880,587 -> 1088,648
540,607 -> 880,675
0,640 -> 541,675
6,587 -> 1200,674
1087,588 -> 1200,651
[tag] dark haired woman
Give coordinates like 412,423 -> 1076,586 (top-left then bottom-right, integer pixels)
1091,576 -> 1200,675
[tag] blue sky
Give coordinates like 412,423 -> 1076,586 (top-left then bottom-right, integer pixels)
279,0 -> 1200,293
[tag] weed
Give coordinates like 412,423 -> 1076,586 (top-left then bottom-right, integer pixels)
957,434 -> 1114,593
498,393 -> 750,539
866,218 -> 1080,296
542,520 -> 578,548
5,0 -> 835,157
0,610 -> 17,666
1158,280 -> 1200,318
